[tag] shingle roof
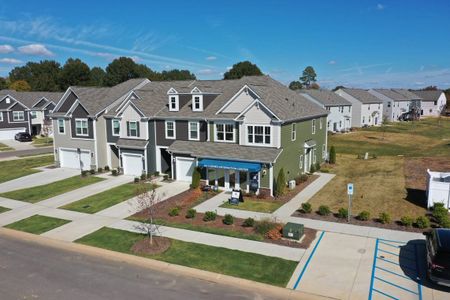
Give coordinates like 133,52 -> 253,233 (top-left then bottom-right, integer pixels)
300,89 -> 351,106
167,140 -> 283,163
411,90 -> 443,102
116,138 -> 148,148
372,89 -> 408,101
391,89 -> 422,101
340,88 -> 383,104
0,90 -> 63,109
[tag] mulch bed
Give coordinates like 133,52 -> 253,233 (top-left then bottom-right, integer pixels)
131,237 -> 171,255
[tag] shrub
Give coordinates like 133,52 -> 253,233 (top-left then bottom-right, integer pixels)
81,170 -> 88,177
223,214 -> 234,225
186,208 -> 196,219
104,166 -> 110,171
243,217 -> 255,227
315,162 -> 321,171
295,174 -> 309,185
89,169 -> 96,175
254,218 -> 277,235
276,168 -> 286,196
400,216 -> 414,227
97,167 -> 103,173
134,177 -> 140,184
266,225 -> 283,240
309,164 -> 316,173
111,169 -> 118,176
358,211 -> 370,221
168,207 -> 180,217
432,203 -> 449,226
416,216 -> 430,229
329,146 -> 336,164
441,218 -> 450,228
191,167 -> 201,189
301,203 -> 312,214
318,205 -> 331,216
154,171 -> 160,177
140,173 -> 147,181
203,211 -> 217,222
379,212 -> 391,224
337,208 -> 348,219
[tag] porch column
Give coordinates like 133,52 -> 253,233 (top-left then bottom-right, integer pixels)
235,171 -> 240,190
214,168 -> 218,187
246,172 -> 250,193
205,168 -> 209,185
224,170 -> 230,190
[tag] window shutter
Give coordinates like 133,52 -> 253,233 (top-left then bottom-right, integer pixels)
137,122 -> 140,137
126,121 -> 130,136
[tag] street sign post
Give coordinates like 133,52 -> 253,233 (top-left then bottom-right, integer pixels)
347,183 -> 353,223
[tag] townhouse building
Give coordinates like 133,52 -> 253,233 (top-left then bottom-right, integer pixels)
369,89 -> 421,121
412,90 -> 447,117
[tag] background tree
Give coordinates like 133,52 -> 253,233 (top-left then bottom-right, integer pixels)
0,77 -> 7,90
332,85 -> 346,92
288,80 -> 303,90
310,82 -> 320,90
88,67 -> 106,86
300,66 -> 317,88
9,80 -> 31,91
420,85 -> 438,91
158,69 -> 196,81
132,184 -> 161,245
445,88 -> 450,108
9,60 -> 61,91
59,58 -> 91,89
223,61 -> 263,79
104,57 -> 153,86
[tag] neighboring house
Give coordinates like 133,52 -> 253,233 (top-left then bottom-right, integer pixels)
412,90 -> 447,117
427,169 -> 450,210
62,75 -> 328,196
335,88 -> 383,127
0,90 -> 63,139
50,78 -> 150,171
300,89 -> 352,132
369,89 -> 421,122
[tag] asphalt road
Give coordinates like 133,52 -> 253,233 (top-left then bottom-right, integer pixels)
0,147 -> 52,159
0,235 -> 277,300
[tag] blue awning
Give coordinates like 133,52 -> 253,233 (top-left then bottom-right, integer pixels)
198,159 -> 261,172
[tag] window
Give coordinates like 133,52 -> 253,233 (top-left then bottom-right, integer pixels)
291,123 -> 296,141
215,123 -> 234,142
169,96 -> 179,111
388,102 -> 391,108
368,105 -> 370,110
0,112 -> 3,122
30,111 -> 37,119
192,95 -> 203,111
127,121 -> 139,137
362,116 -> 365,123
112,119 -> 120,136
322,144 -> 326,158
299,155 -> 303,169
339,121 -> 342,128
58,119 -> 65,134
319,118 -> 323,129
13,111 -> 24,121
75,119 -> 88,136
165,121 -> 175,139
189,121 -> 199,141
312,119 -> 316,134
247,125 -> 271,145
434,101 -> 437,105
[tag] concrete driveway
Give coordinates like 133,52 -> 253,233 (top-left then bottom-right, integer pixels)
1,139 -> 36,151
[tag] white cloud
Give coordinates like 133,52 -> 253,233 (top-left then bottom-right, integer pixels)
226,66 -> 232,70
18,44 -> 53,56
0,58 -> 23,64
328,60 -> 336,65
197,69 -> 215,75
206,56 -> 217,61
0,44 -> 14,54
376,4 -> 385,10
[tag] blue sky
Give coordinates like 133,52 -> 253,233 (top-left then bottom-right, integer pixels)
0,0 -> 449,89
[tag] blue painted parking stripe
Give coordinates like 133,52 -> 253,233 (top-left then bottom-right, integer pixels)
368,238 -> 379,300
374,276 -> 419,295
376,266 -> 413,280
414,244 -> 423,300
292,231 -> 325,290
378,257 -> 417,272
378,238 -> 407,244
378,248 -> 400,256
373,288 -> 400,300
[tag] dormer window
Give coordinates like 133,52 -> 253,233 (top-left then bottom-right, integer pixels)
192,95 -> 203,111
169,95 -> 179,111
5,97 -> 10,104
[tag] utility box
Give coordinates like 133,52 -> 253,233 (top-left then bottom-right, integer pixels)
283,222 -> 304,240
288,180 -> 296,190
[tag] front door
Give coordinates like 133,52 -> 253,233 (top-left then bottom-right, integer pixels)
305,150 -> 310,172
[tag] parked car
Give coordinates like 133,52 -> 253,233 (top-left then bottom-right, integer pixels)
14,132 -> 32,142
424,228 -> 450,287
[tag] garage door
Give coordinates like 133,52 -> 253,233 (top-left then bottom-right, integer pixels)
122,153 -> 144,176
0,128 -> 26,140
176,157 -> 195,182
60,148 -> 91,171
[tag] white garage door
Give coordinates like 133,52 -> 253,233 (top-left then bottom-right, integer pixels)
0,128 -> 26,140
176,157 -> 195,182
60,148 -> 91,171
122,153 -> 144,176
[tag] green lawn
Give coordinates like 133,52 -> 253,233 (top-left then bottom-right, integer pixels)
5,215 -> 70,234
0,206 -> 11,213
0,175 -> 104,203
32,137 -> 53,147
221,199 -> 284,213
61,183 -> 159,214
0,142 -> 13,151
0,155 -> 54,184
76,227 -> 297,287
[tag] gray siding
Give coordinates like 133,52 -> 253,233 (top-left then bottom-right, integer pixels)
106,118 -> 119,143
155,119 -> 207,146
57,91 -> 77,113
147,121 -> 157,173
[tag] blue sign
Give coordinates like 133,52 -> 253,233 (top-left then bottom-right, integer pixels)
347,183 -> 354,195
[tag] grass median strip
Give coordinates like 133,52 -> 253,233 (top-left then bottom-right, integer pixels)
62,182 -> 159,214
5,215 -> 71,234
31,137 -> 53,147
0,142 -> 13,151
76,227 -> 297,287
0,206 -> 11,213
0,175 -> 104,203
0,155 -> 54,184
220,199 -> 283,213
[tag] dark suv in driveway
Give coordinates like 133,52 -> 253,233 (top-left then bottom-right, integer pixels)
14,132 -> 32,142
424,228 -> 450,287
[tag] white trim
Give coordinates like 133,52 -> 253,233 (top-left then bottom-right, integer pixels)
214,121 -> 235,143
190,87 -> 202,94
168,95 -> 179,112
57,118 -> 65,134
269,164 -> 273,197
112,119 -> 120,136
167,87 -> 178,94
192,94 -> 203,111
188,121 -> 200,141
216,85 -> 262,115
53,88 -> 78,113
291,123 -> 296,141
155,145 -> 169,173
299,154 -> 304,170
12,111 -> 25,121
245,124 -> 272,146
234,99 -> 281,121
312,119 -> 316,134
0,112 -> 3,122
75,118 -> 89,136
106,142 -> 112,169
127,121 -> 138,137
165,120 -> 176,139
116,100 -> 145,117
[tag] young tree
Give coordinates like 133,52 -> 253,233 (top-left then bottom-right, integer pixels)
288,80 -> 303,90
223,61 -> 263,79
132,184 -> 161,245
381,116 -> 389,140
300,66 -> 317,88
9,80 -> 31,91
276,168 -> 286,196
329,146 -> 336,164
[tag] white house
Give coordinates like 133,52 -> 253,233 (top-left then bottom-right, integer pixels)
335,88 -> 383,127
412,90 -> 447,117
369,89 -> 421,122
301,89 -> 352,132
427,169 -> 450,210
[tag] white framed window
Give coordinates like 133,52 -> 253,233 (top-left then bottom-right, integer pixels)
192,95 -> 203,111
165,120 -> 176,139
247,125 -> 271,145
0,112 -> 3,122
13,111 -> 25,121
169,95 -> 179,111
30,111 -> 37,119
112,119 -> 120,136
75,118 -> 88,136
58,118 -> 65,134
319,118 -> 323,129
313,149 -> 317,164
312,119 -> 316,134
215,123 -> 234,142
188,121 -> 200,141
291,123 -> 296,141
322,144 -> 326,158
127,121 -> 138,137
299,155 -> 303,169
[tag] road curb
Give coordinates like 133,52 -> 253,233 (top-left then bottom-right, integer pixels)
0,228 -> 332,300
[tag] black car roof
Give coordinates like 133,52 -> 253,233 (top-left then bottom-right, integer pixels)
436,228 -> 450,252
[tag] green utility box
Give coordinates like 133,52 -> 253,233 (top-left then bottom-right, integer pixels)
282,222 -> 304,240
